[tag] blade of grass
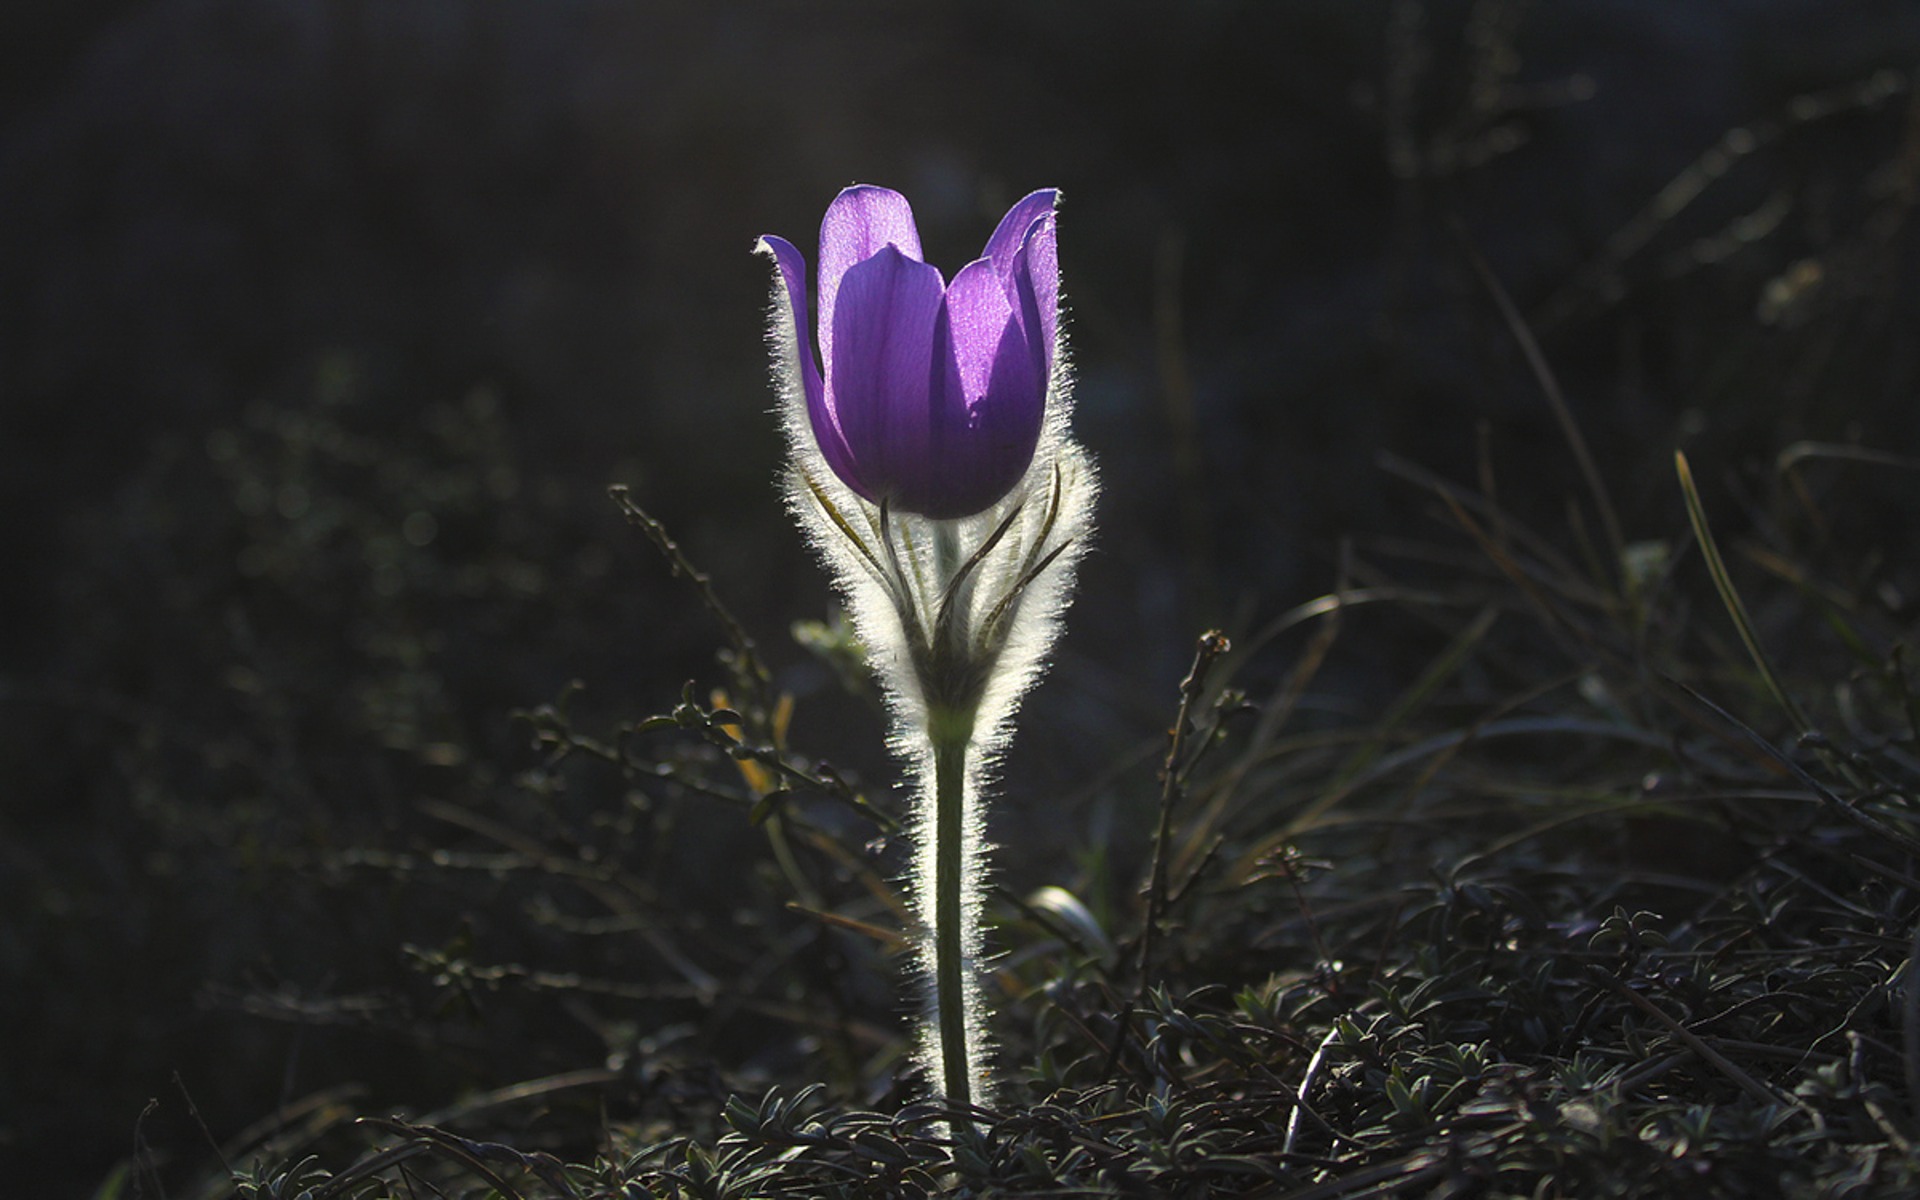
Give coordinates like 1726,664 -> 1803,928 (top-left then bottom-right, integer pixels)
1377,452 -> 1600,601
1318,606 -> 1500,800
1229,713 -> 1672,877
1674,450 -> 1812,735
1661,675 -> 1920,856
1456,225 -> 1626,587
1739,542 -> 1881,667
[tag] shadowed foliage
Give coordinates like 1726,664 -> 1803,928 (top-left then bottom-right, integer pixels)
8,3 -> 1920,1197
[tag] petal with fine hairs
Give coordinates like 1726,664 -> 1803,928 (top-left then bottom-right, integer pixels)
1012,211 -> 1058,377
925,258 -> 1045,518
980,188 -> 1058,279
757,234 -> 859,486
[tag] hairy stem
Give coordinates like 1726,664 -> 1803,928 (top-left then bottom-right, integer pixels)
928,711 -> 975,1125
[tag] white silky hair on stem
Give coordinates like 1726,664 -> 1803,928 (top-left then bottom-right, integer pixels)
757,237 -> 1098,1110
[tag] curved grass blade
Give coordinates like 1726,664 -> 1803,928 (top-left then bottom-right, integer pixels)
1674,449 -> 1811,735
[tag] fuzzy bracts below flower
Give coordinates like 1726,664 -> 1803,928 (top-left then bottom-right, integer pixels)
757,186 -> 1096,1116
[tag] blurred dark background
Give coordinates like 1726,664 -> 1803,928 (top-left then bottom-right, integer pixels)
5,1 -> 1920,1194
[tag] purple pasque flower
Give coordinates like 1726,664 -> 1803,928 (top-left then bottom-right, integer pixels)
760,186 -> 1060,520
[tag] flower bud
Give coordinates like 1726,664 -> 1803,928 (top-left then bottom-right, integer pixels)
759,186 -> 1058,519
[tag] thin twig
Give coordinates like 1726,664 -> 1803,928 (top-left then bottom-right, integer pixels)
1102,630 -> 1231,1079
1144,630 -> 1233,978
608,485 -> 773,713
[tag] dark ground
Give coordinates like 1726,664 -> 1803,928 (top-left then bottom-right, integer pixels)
5,2 -> 1920,1195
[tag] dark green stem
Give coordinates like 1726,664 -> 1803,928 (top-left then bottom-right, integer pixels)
929,712 -> 974,1126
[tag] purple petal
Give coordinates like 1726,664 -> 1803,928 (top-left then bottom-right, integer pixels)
941,258 -> 1021,408
980,188 -> 1058,279
1013,211 -> 1059,374
818,186 -> 925,384
827,244 -> 945,505
918,258 -> 1046,518
757,234 -> 860,486
756,234 -> 822,394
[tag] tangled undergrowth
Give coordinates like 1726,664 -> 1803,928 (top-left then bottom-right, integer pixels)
13,12 -> 1920,1197
143,410 -> 1920,1199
